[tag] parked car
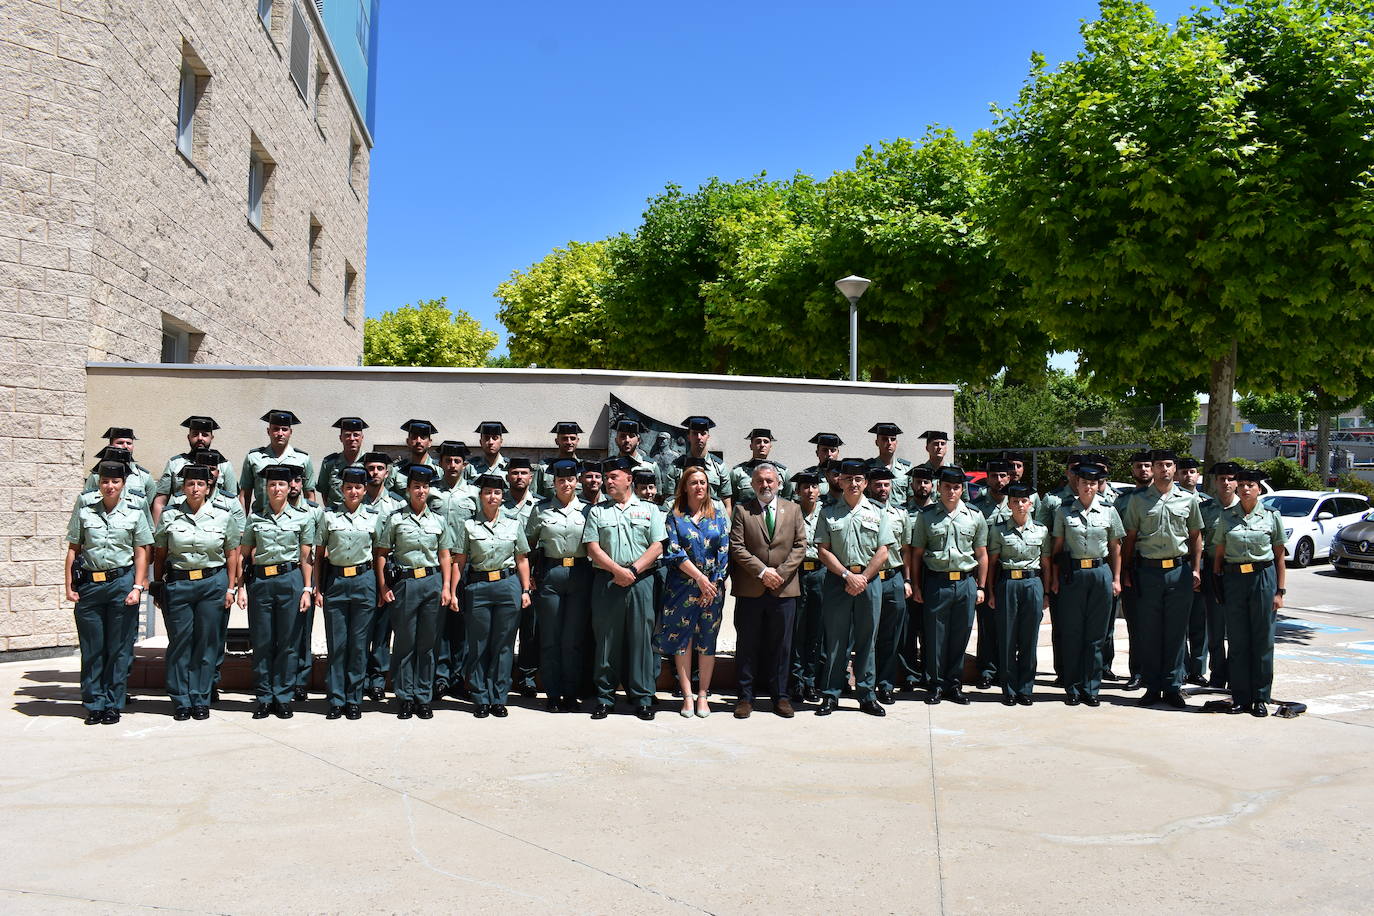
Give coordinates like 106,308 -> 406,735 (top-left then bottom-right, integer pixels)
1330,508 -> 1374,577
1260,490 -> 1371,568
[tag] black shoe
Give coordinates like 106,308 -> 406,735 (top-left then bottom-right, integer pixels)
452,683 -> 472,701
558,697 -> 580,713
877,687 -> 896,705
944,688 -> 971,706
803,686 -> 821,703
173,706 -> 191,721
490,704 -> 508,718
211,686 -> 221,703
1251,701 -> 1269,718
1163,691 -> 1188,709
191,705 -> 210,720
1185,674 -> 1208,688
924,691 -> 942,705
859,699 -> 887,717
275,702 -> 293,720
517,683 -> 537,699
545,697 -> 560,712
1123,676 -> 1143,691
416,703 -> 433,719
293,687 -> 308,702
1138,690 -> 1161,707
367,687 -> 386,703
635,706 -> 655,721
473,704 -> 490,719
252,703 -> 271,719
84,711 -> 103,725
1082,695 -> 1101,707
1052,676 -> 1065,687
1101,670 -> 1121,682
976,676 -> 994,690
1227,702 -> 1246,714
1064,693 -> 1081,706
590,704 -> 611,720
397,700 -> 414,720
344,703 -> 362,720
1015,695 -> 1033,707
816,697 -> 838,716
432,680 -> 449,699
841,684 -> 854,697
326,705 -> 344,720
1001,693 -> 1016,706
101,708 -> 120,724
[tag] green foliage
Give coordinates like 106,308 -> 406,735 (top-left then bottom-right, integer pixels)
363,297 -> 498,368
1237,391 -> 1318,429
1335,473 -> 1374,500
954,378 -> 1080,451
496,239 -> 615,369
1235,457 -> 1322,491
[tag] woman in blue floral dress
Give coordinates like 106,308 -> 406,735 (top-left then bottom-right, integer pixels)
655,465 -> 730,718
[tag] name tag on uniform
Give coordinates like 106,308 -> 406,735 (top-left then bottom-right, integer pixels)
1239,563 -> 1254,574
413,567 -> 427,578
1160,559 -> 1176,570
188,569 -> 204,581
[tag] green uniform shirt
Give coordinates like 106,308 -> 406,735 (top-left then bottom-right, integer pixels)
316,452 -> 365,508
454,511 -> 530,571
385,454 -> 439,498
240,445 -> 315,512
156,454 -> 237,500
870,498 -> 909,571
815,497 -> 897,569
972,493 -> 1012,527
377,506 -> 455,569
1211,503 -> 1285,563
662,454 -> 732,505
169,489 -> 245,523
1052,496 -> 1124,560
362,488 -> 401,517
84,463 -> 156,503
527,496 -> 591,559
502,491 -> 538,525
315,505 -> 381,567
1035,483 -> 1076,527
463,453 -> 509,484
67,498 -> 154,569
240,503 -> 317,565
581,496 -> 667,566
1201,495 -> 1240,556
988,518 -> 1051,571
798,464 -> 832,502
1122,484 -> 1203,558
429,478 -> 477,514
800,504 -> 821,560
534,456 -> 582,497
155,499 -> 245,570
910,501 -> 988,573
730,459 -> 790,504
866,457 -> 913,504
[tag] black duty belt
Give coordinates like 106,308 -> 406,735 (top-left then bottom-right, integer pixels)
1068,558 -> 1104,569
925,568 -> 973,581
396,566 -> 439,580
876,569 -> 899,581
802,559 -> 820,572
88,564 -> 132,584
1225,560 -> 1274,574
544,557 -> 587,568
254,561 -> 300,578
167,565 -> 225,582
332,561 -> 373,577
472,567 -> 515,582
1137,556 -> 1188,570
1001,568 -> 1038,580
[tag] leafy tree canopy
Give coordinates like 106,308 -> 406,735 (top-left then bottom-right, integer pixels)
363,297 -> 499,368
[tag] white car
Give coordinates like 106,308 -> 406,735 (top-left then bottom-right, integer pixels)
1261,489 -> 1371,568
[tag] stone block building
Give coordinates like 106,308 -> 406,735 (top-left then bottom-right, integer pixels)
0,0 -> 375,652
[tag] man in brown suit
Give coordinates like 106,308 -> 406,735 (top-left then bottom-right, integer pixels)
729,462 -> 807,718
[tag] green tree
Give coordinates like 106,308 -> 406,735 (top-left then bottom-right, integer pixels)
496,239 -> 615,369
988,0 -> 1374,470
1236,391 -> 1317,429
363,297 -> 498,367
954,378 -> 1080,451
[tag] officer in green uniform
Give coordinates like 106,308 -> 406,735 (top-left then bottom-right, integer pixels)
536,422 -> 584,497
284,466 -> 324,701
1113,450 -> 1155,689
316,417 -> 368,508
915,430 -> 950,474
527,459 -> 592,712
240,410 -> 316,514
1050,462 -> 1123,706
314,466 -> 380,720
503,457 -> 540,696
360,451 -> 400,702
971,459 -> 1013,690
813,458 -> 897,717
1200,461 -> 1241,688
909,466 -> 988,705
662,416 -> 732,513
153,416 -> 237,523
452,473 -> 533,718
66,459 -> 153,724
431,441 -> 476,700
430,441 -> 476,512
1175,456 -> 1213,686
610,419 -> 660,484
986,482 -> 1051,706
579,460 -> 606,506
731,429 -> 789,504
1121,449 -> 1204,709
632,467 -> 670,648
798,433 -> 843,503
867,422 -> 913,505
464,421 -> 511,482
1212,468 -> 1287,717
84,427 -> 157,515
863,466 -> 910,706
787,471 -> 825,703
153,465 -> 244,720
385,419 -> 440,497
899,464 -> 937,690
375,464 -> 455,720
1001,451 -> 1041,517
238,464 -> 316,719
582,456 -> 667,720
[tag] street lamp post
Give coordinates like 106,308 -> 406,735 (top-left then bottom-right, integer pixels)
835,275 -> 870,382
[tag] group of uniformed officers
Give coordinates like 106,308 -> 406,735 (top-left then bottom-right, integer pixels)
64,411 -> 1287,725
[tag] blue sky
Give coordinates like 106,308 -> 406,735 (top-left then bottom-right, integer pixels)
364,0 -> 1197,355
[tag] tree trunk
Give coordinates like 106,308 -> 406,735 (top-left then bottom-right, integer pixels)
1316,409 -> 1332,484
1204,343 -> 1238,474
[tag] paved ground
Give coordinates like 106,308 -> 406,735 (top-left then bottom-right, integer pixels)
3,565 -> 1372,914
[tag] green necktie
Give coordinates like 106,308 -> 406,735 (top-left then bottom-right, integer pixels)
765,503 -> 775,538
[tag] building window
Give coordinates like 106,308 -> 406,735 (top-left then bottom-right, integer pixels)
289,0 -> 312,101
343,261 -> 358,323
161,314 -> 201,363
176,44 -> 210,164
356,0 -> 370,56
258,0 -> 273,29
348,133 -> 364,192
313,56 -> 328,128
248,134 -> 276,233
308,217 -> 323,289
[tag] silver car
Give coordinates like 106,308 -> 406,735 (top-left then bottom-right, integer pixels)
1331,508 -> 1374,577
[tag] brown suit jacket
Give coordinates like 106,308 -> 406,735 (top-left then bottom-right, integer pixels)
729,497 -> 807,598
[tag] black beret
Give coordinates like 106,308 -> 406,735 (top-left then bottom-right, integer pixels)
405,464 -> 438,484
550,421 -> 584,435
180,465 -> 211,482
837,458 -> 869,476
547,459 -> 579,478
600,456 -> 634,474
1129,450 -> 1152,464
261,409 -> 301,426
614,419 -> 643,435
93,460 -> 128,479
809,432 -> 843,447
438,440 -> 470,458
360,451 -> 391,466
333,417 -> 369,431
790,471 -> 821,486
631,469 -> 658,484
474,421 -> 508,435
1176,456 -> 1200,470
908,465 -> 935,480
401,419 -> 437,437
1006,482 -> 1036,499
919,430 -> 950,441
1236,468 -> 1270,483
101,426 -> 136,441
339,466 -> 367,485
475,473 -> 508,491
869,422 -> 902,436
181,416 -> 219,432
260,464 -> 294,481
1075,463 -> 1108,481
681,416 -> 715,431
985,459 -> 1013,473
865,466 -> 896,481
1209,461 -> 1241,476
745,428 -> 774,440
680,456 -> 709,470
506,457 -> 532,470
936,465 -> 970,484
1149,449 -> 1178,462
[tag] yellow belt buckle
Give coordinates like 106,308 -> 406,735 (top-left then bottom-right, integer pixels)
948,571 -> 961,581
341,565 -> 357,578
188,569 -> 203,581
486,570 -> 501,582
91,571 -> 107,583
1079,559 -> 1093,569
1010,570 -> 1023,580
1161,559 -> 1175,570
263,565 -> 278,577
413,567 -> 427,579
803,560 -> 818,571
561,557 -> 575,567
1239,563 -> 1253,574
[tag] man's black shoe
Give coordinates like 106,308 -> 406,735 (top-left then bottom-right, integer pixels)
416,703 -> 433,719
976,676 -> 994,690
1251,701 -> 1269,718
473,704 -> 490,719
816,697 -> 838,716
1123,676 -> 1143,691
397,700 -> 414,720
490,704 -> 508,718
252,703 -> 271,719
172,706 -> 191,721
877,687 -> 896,705
1064,693 -> 1081,707
635,706 -> 655,721
859,700 -> 886,717
1015,695 -> 1033,707
191,705 -> 210,720
326,705 -> 344,720
344,704 -> 362,720
1138,690 -> 1162,707
590,704 -> 611,720
1163,691 -> 1188,709
1082,695 -> 1101,707
944,689 -> 971,706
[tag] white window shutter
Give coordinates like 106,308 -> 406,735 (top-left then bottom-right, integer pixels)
289,2 -> 311,99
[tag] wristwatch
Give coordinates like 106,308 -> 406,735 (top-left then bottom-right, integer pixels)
132,583 -> 146,593
1277,588 -> 1286,596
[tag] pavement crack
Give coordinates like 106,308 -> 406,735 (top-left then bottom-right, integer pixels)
926,704 -> 948,916
0,886 -> 226,914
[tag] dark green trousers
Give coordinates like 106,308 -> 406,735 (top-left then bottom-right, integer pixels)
820,572 -> 881,700
74,569 -> 138,712
464,576 -> 521,705
434,578 -> 465,690
922,573 -> 977,691
248,568 -> 303,705
1203,564 -> 1228,685
293,597 -> 316,691
390,575 -> 441,703
874,572 -> 908,691
1223,565 -> 1277,705
165,568 -> 228,708
367,598 -> 392,692
974,595 -> 999,682
1134,563 -> 1194,692
790,566 -> 826,691
515,592 -> 540,693
1185,581 -> 1208,680
536,561 -> 591,701
590,570 -> 656,707
323,568 -> 377,706
995,575 -> 1043,697
1056,564 -> 1112,698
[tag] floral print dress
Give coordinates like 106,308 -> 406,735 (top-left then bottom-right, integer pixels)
653,508 -> 730,656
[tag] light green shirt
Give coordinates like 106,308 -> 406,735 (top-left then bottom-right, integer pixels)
240,503 -> 317,566
316,452 -> 365,508
534,456 -> 583,497
730,459 -> 790,504
972,493 -> 1012,526
1211,503 -> 1285,563
1052,496 -> 1124,560
169,489 -> 245,523
662,454 -> 732,505
581,496 -> 667,565
385,454 -> 439,498
866,457 -> 913,505
84,464 -> 156,522
454,511 -> 529,571
800,504 -> 821,560
1035,483 -> 1076,527
463,453 -> 509,483
155,499 -> 244,570
429,478 -> 477,514
156,453 -> 237,500
240,444 -> 315,512
1122,484 -> 1203,558
910,501 -> 988,573
377,506 -> 454,569
527,496 -> 591,559
988,518 -> 1051,571
815,497 -> 897,569
362,488 -> 401,517
870,498 -> 908,571
502,491 -> 538,525
1201,495 -> 1240,556
316,506 -> 381,567
67,498 -> 153,569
